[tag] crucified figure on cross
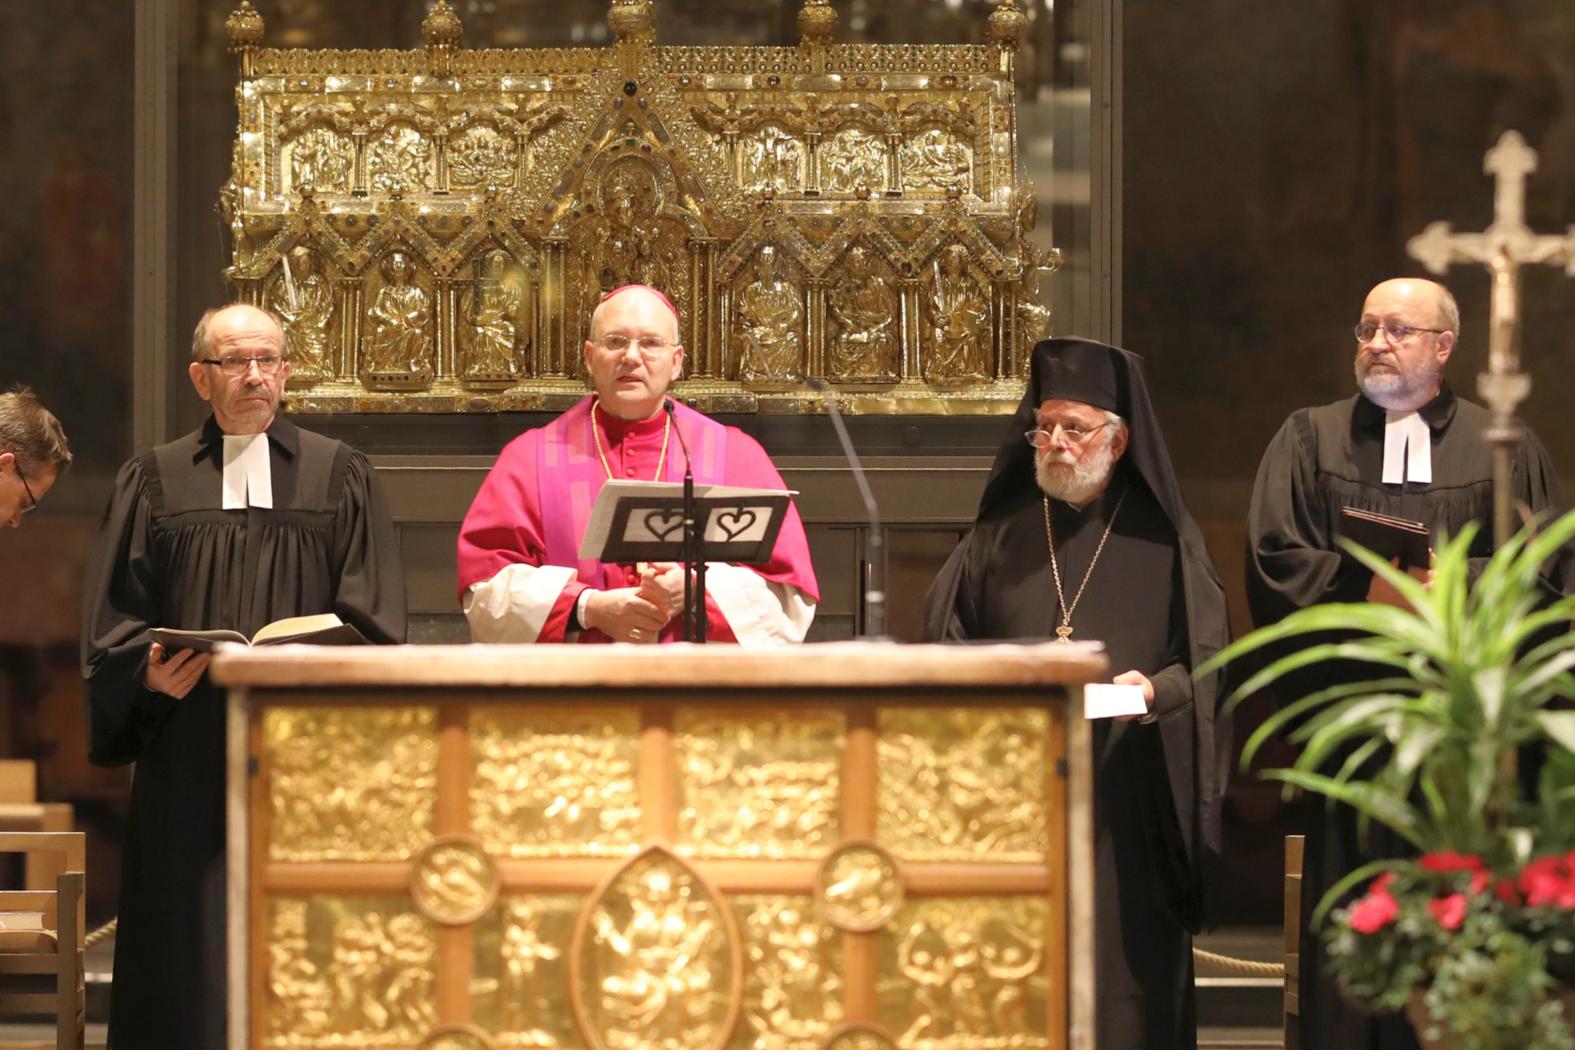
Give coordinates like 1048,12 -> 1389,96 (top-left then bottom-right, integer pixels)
1407,130 -> 1575,545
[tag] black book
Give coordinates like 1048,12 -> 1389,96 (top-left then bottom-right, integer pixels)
1338,507 -> 1430,568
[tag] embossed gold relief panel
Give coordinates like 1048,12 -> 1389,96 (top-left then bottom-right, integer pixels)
265,706 -> 437,862
876,897 -> 1051,1050
471,894 -> 585,1049
571,846 -> 741,1050
876,707 -> 1049,862
263,896 -> 439,1048
470,708 -> 642,858
220,0 -> 1058,414
673,708 -> 843,859
729,895 -> 843,1050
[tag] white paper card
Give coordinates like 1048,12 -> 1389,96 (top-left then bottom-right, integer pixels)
1084,683 -> 1148,720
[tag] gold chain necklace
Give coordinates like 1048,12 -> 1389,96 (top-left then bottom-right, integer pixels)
1042,486 -> 1127,642
590,398 -> 671,481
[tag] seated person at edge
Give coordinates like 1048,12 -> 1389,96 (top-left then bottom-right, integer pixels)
922,337 -> 1229,1050
457,284 -> 819,644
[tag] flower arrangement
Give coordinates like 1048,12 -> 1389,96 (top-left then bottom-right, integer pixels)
1206,514 -> 1575,1049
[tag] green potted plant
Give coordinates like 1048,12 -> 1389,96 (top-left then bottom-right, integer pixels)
1204,514 -> 1575,1050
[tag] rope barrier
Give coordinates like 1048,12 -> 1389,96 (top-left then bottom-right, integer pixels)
1192,946 -> 1285,978
84,917 -> 117,949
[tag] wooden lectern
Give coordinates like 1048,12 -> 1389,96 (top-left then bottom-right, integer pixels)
213,643 -> 1103,1050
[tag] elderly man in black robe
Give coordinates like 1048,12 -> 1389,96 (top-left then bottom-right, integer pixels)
1246,276 -> 1572,1050
924,336 -> 1230,1050
81,302 -> 406,1049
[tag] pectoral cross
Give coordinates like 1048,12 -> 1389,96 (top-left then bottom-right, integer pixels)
1406,130 -> 1575,545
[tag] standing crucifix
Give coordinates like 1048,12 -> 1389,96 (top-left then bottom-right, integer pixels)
1407,130 -> 1575,545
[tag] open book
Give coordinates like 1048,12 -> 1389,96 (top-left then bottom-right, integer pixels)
149,613 -> 367,653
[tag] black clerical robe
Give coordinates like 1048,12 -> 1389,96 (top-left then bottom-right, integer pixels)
1246,387 -> 1571,1050
81,415 -> 406,1050
927,474 -> 1200,1050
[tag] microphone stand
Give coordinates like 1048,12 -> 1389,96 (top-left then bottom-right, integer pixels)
807,379 -> 886,639
665,400 -> 706,643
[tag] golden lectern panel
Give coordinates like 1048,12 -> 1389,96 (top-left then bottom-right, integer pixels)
219,644 -> 1101,1050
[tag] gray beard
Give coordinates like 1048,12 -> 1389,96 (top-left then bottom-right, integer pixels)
1035,442 -> 1116,505
1355,359 -> 1442,411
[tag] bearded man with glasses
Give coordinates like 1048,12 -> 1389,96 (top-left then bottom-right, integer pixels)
1246,277 -> 1574,1050
80,302 -> 406,1050
0,384 -> 71,528
923,337 -> 1230,1050
458,284 -> 818,645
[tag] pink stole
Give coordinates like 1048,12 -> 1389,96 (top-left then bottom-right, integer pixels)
537,397 -> 728,586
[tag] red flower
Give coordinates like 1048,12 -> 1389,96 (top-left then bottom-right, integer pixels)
1373,871 -> 1397,893
1419,851 -> 1485,874
1519,855 -> 1575,909
1428,893 -> 1468,930
1349,889 -> 1400,933
1469,870 -> 1491,895
1494,877 -> 1520,905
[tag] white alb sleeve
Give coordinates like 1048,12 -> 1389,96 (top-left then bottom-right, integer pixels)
704,563 -> 816,646
462,564 -> 577,643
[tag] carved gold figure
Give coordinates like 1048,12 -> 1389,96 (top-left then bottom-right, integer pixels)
410,837 -> 500,926
269,243 -> 334,379
828,246 -> 898,380
817,842 -> 903,931
460,249 -> 528,379
220,0 -> 1053,414
264,706 -> 436,863
577,850 -> 736,1050
924,245 -> 991,382
363,250 -> 433,378
876,708 -> 1049,862
734,245 -> 804,383
734,896 -> 842,1049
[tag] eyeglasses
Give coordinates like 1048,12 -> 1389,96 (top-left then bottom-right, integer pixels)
11,459 -> 38,515
199,354 -> 285,376
596,334 -> 677,358
1354,320 -> 1447,345
1025,422 -> 1110,448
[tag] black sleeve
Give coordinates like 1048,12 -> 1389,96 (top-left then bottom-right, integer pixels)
79,455 -> 177,767
330,449 -> 408,645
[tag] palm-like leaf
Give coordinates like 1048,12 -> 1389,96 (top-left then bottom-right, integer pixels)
1201,511 -> 1575,866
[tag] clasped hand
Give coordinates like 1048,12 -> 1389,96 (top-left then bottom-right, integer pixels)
583,562 -> 693,643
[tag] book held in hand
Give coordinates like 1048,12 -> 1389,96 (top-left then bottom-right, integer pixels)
148,613 -> 367,653
1338,507 -> 1430,568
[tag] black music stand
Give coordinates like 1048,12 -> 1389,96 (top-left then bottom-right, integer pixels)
580,481 -> 793,642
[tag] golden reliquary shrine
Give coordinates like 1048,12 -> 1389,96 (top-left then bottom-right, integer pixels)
212,643 -> 1102,1050
219,0 -> 1060,415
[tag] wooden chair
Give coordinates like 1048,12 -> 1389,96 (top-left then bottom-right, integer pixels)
0,832 -> 86,1050
0,762 -> 76,894
1284,834 -> 1304,1050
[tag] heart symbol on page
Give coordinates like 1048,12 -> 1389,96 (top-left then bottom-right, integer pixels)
642,509 -> 685,541
716,508 -> 758,541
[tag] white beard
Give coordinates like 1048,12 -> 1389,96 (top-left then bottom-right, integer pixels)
1035,440 -> 1116,505
1355,357 -> 1443,411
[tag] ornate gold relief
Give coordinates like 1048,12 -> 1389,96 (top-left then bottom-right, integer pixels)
822,1025 -> 899,1050
220,1 -> 1052,414
816,841 -> 903,932
469,705 -> 642,862
410,836 -> 500,926
570,845 -> 742,1050
469,708 -> 642,859
876,708 -> 1049,863
732,896 -> 843,1050
270,242 -> 338,382
876,897 -> 1051,1050
263,896 -> 439,1048
264,706 -> 437,863
471,894 -> 583,1048
674,709 -> 843,860
418,1025 -> 496,1050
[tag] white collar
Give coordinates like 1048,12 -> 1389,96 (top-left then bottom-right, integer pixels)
1382,410 -> 1432,486
222,433 -> 274,509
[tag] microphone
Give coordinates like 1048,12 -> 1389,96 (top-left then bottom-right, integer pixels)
664,398 -> 704,642
805,378 -> 886,639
